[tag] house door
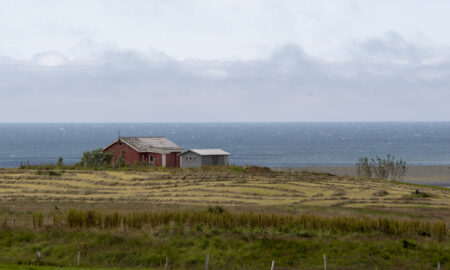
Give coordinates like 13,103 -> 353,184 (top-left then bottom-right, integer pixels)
148,155 -> 155,165
162,154 -> 166,167
212,155 -> 219,165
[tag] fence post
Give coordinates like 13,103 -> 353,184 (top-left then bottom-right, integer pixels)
165,257 -> 168,270
77,251 -> 81,266
323,254 -> 326,270
37,251 -> 41,263
438,262 -> 440,270
12,216 -> 15,228
271,260 -> 275,270
205,254 -> 210,270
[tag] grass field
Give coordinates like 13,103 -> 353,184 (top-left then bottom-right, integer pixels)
0,265 -> 139,270
0,167 -> 449,209
0,167 -> 448,269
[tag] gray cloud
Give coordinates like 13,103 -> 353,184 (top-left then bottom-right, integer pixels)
1,34 -> 450,122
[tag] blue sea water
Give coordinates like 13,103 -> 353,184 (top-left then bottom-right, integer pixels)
1,122 -> 450,168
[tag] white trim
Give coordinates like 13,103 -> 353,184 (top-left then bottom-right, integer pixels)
162,154 -> 166,167
181,149 -> 230,156
103,139 -> 141,153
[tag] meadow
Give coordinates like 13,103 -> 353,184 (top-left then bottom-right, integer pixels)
0,167 -> 448,269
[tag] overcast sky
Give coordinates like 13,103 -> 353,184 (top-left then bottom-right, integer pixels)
1,0 -> 450,122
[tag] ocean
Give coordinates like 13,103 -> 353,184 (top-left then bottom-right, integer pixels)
1,122 -> 450,168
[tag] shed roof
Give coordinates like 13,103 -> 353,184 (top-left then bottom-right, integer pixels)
105,137 -> 183,152
182,149 -> 230,156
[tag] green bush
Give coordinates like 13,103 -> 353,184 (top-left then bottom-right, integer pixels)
356,154 -> 407,180
77,149 -> 113,168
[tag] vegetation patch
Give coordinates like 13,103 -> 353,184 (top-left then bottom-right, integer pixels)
373,190 -> 389,197
25,208 -> 445,239
34,171 -> 63,177
403,190 -> 433,199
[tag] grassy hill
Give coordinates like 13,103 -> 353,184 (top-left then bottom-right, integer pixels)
0,167 -> 449,208
0,167 -> 448,269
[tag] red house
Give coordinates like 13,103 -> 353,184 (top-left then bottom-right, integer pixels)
103,137 -> 183,167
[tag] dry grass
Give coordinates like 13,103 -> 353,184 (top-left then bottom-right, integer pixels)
0,168 -> 449,225
0,168 -> 448,205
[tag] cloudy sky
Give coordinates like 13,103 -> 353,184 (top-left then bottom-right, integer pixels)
1,0 -> 450,122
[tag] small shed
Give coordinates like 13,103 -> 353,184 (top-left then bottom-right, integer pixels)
181,149 -> 230,168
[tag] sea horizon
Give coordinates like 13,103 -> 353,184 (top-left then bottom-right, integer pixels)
2,122 -> 450,168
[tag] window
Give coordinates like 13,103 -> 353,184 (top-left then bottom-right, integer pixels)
150,156 -> 154,162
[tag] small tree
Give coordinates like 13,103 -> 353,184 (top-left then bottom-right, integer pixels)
356,157 -> 372,178
57,157 -> 63,167
356,154 -> 407,181
78,149 -> 113,168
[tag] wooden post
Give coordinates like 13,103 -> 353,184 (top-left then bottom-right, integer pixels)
12,216 -> 15,228
271,260 -> 275,270
77,251 -> 81,266
438,262 -> 440,270
205,254 -> 210,270
165,257 -> 168,270
323,254 -> 326,270
37,251 -> 41,263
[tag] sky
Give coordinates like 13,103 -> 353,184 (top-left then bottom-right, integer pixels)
1,0 -> 450,122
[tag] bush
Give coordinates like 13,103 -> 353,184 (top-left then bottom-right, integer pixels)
77,149 -> 113,168
356,154 -> 407,181
57,157 -> 63,167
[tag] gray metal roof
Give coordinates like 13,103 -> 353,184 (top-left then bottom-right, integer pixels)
106,137 -> 183,152
182,149 -> 230,156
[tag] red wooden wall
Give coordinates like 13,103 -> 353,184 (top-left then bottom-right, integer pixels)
104,141 -> 180,167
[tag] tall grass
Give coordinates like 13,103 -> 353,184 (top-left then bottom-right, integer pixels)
56,208 -> 448,239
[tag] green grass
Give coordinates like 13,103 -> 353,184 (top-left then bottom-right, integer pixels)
0,265 -> 147,270
0,228 -> 447,270
0,265 -> 142,270
0,167 -> 449,269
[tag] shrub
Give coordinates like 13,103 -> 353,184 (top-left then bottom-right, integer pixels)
78,149 -> 113,168
57,157 -> 63,167
356,154 -> 407,180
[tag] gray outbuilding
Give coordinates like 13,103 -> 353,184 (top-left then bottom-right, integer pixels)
181,149 -> 230,168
